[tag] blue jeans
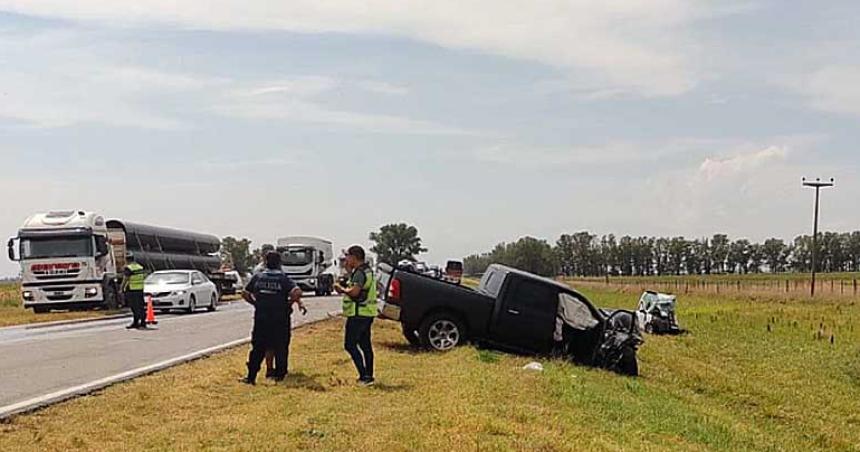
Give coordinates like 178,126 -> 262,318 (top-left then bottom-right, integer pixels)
344,316 -> 374,379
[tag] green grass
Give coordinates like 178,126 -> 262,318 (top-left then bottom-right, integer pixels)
2,287 -> 860,451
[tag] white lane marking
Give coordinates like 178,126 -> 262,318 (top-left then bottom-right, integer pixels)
0,306 -> 340,420
0,337 -> 249,420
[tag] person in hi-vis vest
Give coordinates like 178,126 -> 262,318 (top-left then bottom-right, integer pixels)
334,245 -> 377,386
121,253 -> 148,330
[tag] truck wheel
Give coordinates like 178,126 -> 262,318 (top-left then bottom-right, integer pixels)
103,281 -> 119,310
419,313 -> 466,352
402,324 -> 421,347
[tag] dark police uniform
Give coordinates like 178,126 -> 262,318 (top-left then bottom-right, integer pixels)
244,268 -> 297,383
123,262 -> 147,328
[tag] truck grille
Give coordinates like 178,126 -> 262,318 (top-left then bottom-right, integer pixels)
46,294 -> 74,301
287,270 -> 313,277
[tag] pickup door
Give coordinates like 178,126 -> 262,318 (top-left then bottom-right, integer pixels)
490,276 -> 558,352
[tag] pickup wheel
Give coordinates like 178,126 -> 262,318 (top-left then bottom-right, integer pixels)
419,313 -> 466,352
402,324 -> 421,347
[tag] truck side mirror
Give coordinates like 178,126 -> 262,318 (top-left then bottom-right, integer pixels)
7,238 -> 19,262
95,236 -> 109,257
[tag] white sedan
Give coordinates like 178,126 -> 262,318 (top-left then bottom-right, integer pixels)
144,270 -> 218,314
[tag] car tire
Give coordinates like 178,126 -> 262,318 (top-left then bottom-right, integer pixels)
418,312 -> 466,352
207,292 -> 217,312
402,323 -> 421,347
616,346 -> 639,377
186,295 -> 196,314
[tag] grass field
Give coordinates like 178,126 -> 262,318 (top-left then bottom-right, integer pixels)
0,282 -> 120,327
2,285 -> 859,451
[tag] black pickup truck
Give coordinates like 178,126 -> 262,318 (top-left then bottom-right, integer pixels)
376,263 -> 643,375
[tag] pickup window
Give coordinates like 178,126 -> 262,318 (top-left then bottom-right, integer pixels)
480,269 -> 505,298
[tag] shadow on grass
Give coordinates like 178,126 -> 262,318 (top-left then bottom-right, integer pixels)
370,382 -> 413,393
283,372 -> 327,392
378,341 -> 423,355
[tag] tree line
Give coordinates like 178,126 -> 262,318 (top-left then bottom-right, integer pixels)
464,232 -> 860,277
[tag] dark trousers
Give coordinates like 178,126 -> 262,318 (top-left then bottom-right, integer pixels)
344,316 -> 374,379
126,291 -> 145,326
247,323 -> 291,381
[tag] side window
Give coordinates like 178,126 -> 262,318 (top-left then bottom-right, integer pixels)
481,270 -> 505,298
508,279 -> 558,314
192,273 -> 203,284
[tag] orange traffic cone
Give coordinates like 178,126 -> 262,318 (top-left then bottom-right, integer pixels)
145,295 -> 158,325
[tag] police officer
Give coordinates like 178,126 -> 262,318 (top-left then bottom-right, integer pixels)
241,251 -> 304,385
334,245 -> 377,386
121,254 -> 147,330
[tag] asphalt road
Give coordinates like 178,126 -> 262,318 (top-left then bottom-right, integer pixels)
0,296 -> 341,414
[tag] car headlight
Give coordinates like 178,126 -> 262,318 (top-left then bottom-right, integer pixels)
22,291 -> 33,301
173,290 -> 187,296
309,278 -> 317,284
84,287 -> 99,298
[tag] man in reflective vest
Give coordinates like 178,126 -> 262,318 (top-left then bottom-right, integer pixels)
121,254 -> 147,330
334,245 -> 377,386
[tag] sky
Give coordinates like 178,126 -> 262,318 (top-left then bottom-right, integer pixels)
1,1 -> 859,276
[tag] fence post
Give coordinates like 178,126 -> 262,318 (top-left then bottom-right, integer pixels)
786,279 -> 789,293
854,279 -> 858,296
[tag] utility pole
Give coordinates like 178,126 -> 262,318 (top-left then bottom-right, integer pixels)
802,177 -> 835,297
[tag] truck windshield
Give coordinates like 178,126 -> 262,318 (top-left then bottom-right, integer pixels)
283,249 -> 313,266
21,237 -> 93,259
146,273 -> 190,285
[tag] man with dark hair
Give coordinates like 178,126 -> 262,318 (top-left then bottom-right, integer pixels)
240,251 -> 304,385
334,245 -> 377,386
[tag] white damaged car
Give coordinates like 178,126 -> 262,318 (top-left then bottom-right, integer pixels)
144,270 -> 218,314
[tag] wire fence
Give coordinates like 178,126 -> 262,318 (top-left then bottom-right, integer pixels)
568,277 -> 860,299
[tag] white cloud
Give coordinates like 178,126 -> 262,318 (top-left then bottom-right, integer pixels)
0,0 -> 749,97
215,79 -> 478,135
698,146 -> 787,181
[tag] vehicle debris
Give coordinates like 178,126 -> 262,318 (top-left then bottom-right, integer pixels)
636,291 -> 683,335
523,362 -> 544,372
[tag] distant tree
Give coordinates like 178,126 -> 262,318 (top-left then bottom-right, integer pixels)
463,253 -> 492,275
747,243 -> 764,273
506,237 -> 557,276
727,239 -> 751,274
222,237 -> 254,274
711,234 -> 730,273
369,223 -> 428,265
762,238 -> 788,273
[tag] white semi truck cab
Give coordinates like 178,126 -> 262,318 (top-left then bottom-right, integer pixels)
9,210 -> 229,313
7,211 -> 119,313
276,236 -> 335,296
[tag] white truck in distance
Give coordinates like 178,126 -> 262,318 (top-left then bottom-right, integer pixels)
276,236 -> 334,296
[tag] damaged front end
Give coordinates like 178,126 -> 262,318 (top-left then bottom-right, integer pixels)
593,310 -> 644,376
637,291 -> 682,335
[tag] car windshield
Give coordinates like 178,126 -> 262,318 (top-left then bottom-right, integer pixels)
21,236 -> 93,259
282,248 -> 313,266
146,273 -> 190,285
